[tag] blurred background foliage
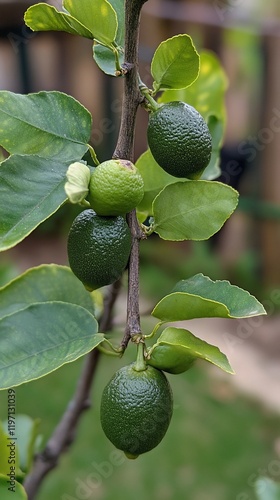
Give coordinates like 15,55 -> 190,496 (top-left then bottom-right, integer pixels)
0,0 -> 280,498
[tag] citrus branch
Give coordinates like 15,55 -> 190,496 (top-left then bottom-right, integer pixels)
113,0 -> 147,350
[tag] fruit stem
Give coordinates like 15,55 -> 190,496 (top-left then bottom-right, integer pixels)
134,340 -> 147,371
138,75 -> 161,113
144,321 -> 164,340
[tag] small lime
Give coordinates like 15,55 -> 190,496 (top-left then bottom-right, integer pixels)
147,101 -> 212,179
67,209 -> 131,291
100,363 -> 173,458
89,159 -> 144,216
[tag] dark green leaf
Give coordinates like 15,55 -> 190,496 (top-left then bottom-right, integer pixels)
152,181 -> 238,241
152,273 -> 266,321
0,302 -> 103,389
0,264 -> 96,320
0,91 -> 91,162
0,155 -> 68,251
151,35 -> 199,92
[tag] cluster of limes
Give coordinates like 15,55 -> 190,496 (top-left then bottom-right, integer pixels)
66,98 -> 213,460
67,159 -> 144,291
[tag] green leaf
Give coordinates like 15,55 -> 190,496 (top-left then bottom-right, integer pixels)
135,149 -> 179,221
255,477 -> 280,500
201,116 -> 223,180
159,50 -> 228,122
3,415 -> 41,474
64,0 -> 118,46
152,181 -> 239,241
0,264 -> 96,320
0,91 -> 91,162
0,474 -> 27,499
151,35 -> 199,93
25,0 -> 118,45
0,422 -> 11,476
152,273 -> 266,322
93,44 -> 124,76
109,0 -> 125,46
148,327 -> 234,374
24,4 -> 93,39
92,0 -> 124,75
0,155 -> 68,251
0,302 -> 103,390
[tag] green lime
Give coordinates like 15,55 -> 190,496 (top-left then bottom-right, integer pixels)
147,101 -> 212,179
100,363 -> 173,458
67,209 -> 131,291
89,159 -> 144,216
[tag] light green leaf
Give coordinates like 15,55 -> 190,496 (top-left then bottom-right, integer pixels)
64,0 -> 118,45
0,155 -> 68,251
24,4 -> 93,39
0,474 -> 27,499
152,273 -> 266,321
92,0 -> 124,75
3,415 -> 41,474
152,181 -> 239,241
0,91 -> 91,162
0,302 -> 103,390
136,149 -> 179,221
148,327 -> 234,374
159,50 -> 228,122
255,477 -> 280,500
108,0 -> 125,46
0,264 -> 96,320
151,35 -> 199,93
93,44 -> 124,76
0,423 -> 12,476
201,116 -> 223,180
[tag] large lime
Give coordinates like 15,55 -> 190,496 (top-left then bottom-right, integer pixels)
147,101 -> 212,179
67,209 -> 131,291
89,159 -> 144,216
100,363 -> 173,458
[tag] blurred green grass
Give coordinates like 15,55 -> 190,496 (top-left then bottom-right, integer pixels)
0,340 -> 278,500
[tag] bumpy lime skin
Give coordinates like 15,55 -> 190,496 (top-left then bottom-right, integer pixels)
89,159 -> 144,216
100,363 -> 173,457
67,209 -> 131,291
147,101 -> 212,179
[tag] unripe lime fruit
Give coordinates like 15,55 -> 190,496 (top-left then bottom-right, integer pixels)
89,159 -> 144,216
67,209 -> 131,291
100,363 -> 173,458
147,101 -> 212,179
